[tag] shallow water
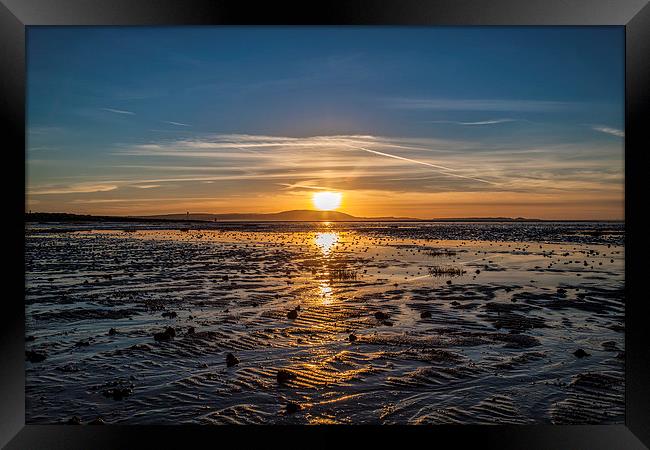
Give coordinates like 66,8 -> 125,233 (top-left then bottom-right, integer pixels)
25,221 -> 625,424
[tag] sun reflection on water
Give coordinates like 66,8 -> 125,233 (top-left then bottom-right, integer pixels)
314,232 -> 339,256
313,232 -> 341,304
319,283 -> 333,304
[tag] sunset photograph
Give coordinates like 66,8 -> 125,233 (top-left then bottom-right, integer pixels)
25,26 -> 625,425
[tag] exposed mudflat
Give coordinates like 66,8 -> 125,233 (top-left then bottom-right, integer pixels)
25,221 -> 624,424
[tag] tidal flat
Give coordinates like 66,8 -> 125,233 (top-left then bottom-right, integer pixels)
25,221 -> 625,424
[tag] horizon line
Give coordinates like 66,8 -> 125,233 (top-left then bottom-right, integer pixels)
24,210 -> 625,223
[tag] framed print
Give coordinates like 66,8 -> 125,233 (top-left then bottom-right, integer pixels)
1,0 -> 649,448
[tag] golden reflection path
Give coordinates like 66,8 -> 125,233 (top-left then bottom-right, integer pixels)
313,231 -> 340,304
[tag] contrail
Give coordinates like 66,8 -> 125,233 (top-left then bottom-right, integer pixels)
277,183 -> 337,191
102,108 -> 135,115
428,119 -> 517,126
341,143 -> 497,185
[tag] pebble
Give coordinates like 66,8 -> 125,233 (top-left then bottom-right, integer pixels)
226,353 -> 239,367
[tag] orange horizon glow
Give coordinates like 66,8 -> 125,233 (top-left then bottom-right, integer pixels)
25,187 -> 625,221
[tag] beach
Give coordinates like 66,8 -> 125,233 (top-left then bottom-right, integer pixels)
25,221 -> 625,424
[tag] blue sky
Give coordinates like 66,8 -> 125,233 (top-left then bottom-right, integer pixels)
26,27 -> 624,219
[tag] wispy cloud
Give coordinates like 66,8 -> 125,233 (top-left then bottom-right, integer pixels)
162,121 -> 191,127
70,196 -> 214,204
115,134 -> 495,187
28,146 -> 60,152
28,126 -> 65,135
278,182 -> 339,191
28,133 -> 623,220
427,119 -> 520,126
338,142 -> 497,185
386,98 -> 575,112
102,108 -> 135,115
105,134 -> 621,194
592,125 -> 624,137
29,183 -> 119,195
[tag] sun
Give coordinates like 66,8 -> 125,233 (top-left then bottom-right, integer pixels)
312,191 -> 342,211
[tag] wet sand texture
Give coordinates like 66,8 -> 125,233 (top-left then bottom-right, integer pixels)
25,221 -> 624,424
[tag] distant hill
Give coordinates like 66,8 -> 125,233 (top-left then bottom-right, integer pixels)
137,210 -> 415,222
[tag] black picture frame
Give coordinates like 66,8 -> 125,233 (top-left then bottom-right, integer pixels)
2,0 -> 649,448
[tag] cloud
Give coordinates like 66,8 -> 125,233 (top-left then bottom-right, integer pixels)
427,119 -> 520,126
162,121 -> 191,127
592,126 -> 624,137
29,133 -> 623,206
28,146 -> 60,152
107,134 -> 622,194
386,98 -> 575,112
338,142 -> 497,185
29,183 -> 119,195
70,197 -> 213,204
102,108 -> 135,115
114,134 -> 495,187
278,182 -> 339,191
28,126 -> 65,135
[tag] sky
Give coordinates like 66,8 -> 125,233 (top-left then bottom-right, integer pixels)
26,26 -> 624,219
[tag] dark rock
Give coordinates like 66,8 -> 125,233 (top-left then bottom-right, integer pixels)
108,328 -> 117,336
382,320 -> 394,326
374,311 -> 389,320
496,333 -> 540,348
286,402 -> 301,414
573,348 -> 590,358
26,350 -> 46,363
277,369 -> 297,385
102,386 -> 132,400
287,309 -> 298,320
451,301 -> 460,306
601,341 -> 617,350
162,311 -> 178,319
420,311 -> 432,319
154,327 -> 176,342
89,417 -> 105,425
66,416 -> 81,425
226,353 -> 239,367
187,326 -> 195,335
446,280 -> 452,285
57,363 -> 80,373
348,333 -> 357,342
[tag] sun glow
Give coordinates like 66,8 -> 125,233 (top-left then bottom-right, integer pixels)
312,191 -> 342,211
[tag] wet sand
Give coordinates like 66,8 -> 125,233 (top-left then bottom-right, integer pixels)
25,221 -> 624,424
